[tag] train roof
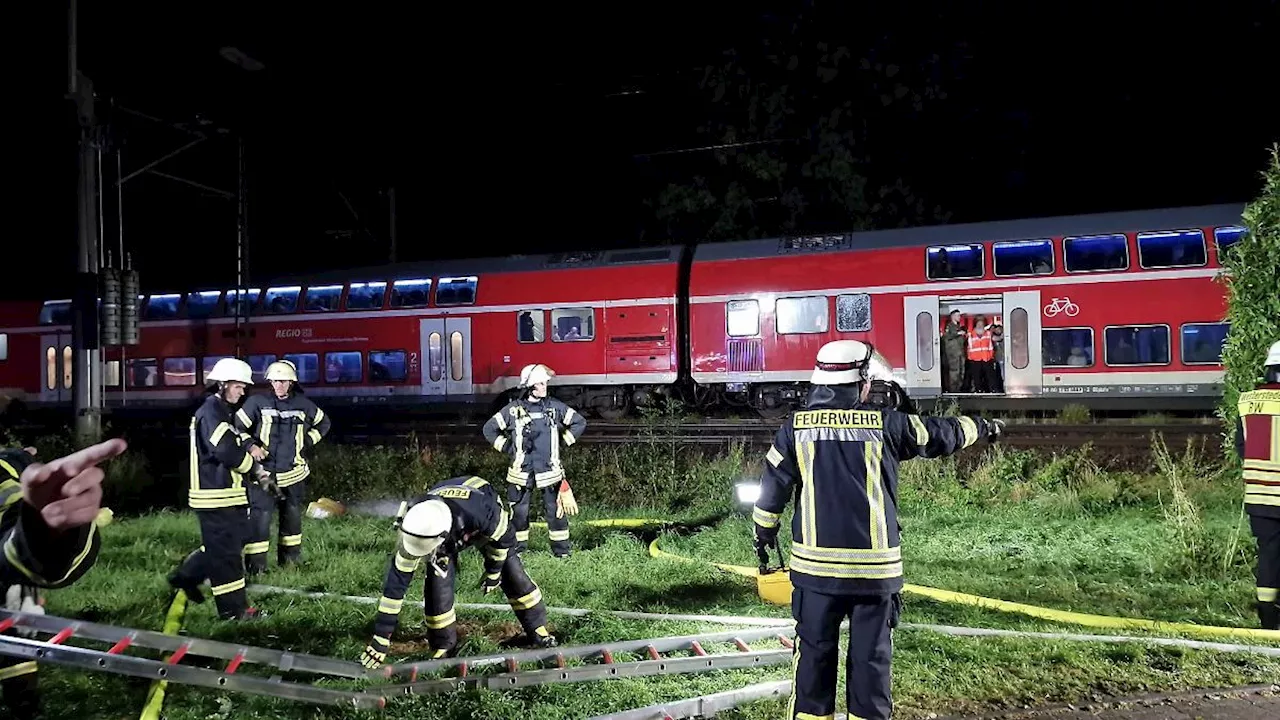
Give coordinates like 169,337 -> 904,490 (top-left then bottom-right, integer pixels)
693,202 -> 1248,263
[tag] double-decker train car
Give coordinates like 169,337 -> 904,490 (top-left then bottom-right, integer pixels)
0,202 -> 1249,419
688,203 -> 1247,414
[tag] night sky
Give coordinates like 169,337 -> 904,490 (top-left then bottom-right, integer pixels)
8,1 -> 1278,300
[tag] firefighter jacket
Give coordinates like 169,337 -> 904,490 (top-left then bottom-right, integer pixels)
188,394 -> 256,510
0,449 -> 102,590
235,391 -> 331,488
482,397 -> 587,488
394,476 -> 514,583
753,385 -> 992,595
1237,384 -> 1280,519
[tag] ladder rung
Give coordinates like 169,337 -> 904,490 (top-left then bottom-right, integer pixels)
689,641 -> 706,657
49,627 -> 75,645
777,634 -> 794,649
0,618 -> 15,633
601,649 -> 614,664
167,641 -> 192,665
732,638 -> 750,652
225,651 -> 245,674
107,636 -> 134,655
506,657 -> 518,673
646,645 -> 659,661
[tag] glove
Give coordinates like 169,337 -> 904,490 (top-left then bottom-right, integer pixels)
5,585 -> 44,638
985,418 -> 1005,443
753,528 -> 779,569
481,575 -> 501,595
556,481 -> 579,518
359,643 -> 387,669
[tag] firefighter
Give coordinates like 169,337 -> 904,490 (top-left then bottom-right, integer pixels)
482,363 -> 586,557
235,359 -> 331,574
359,475 -> 557,669
1,439 -> 127,720
167,358 -> 270,621
1237,339 -> 1280,630
752,340 -> 1002,720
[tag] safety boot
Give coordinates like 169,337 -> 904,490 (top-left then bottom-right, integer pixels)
167,570 -> 205,604
1259,602 -> 1279,631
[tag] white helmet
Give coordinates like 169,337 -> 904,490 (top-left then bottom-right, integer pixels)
519,363 -> 554,388
399,499 -> 452,558
1267,340 -> 1280,368
205,358 -> 254,385
810,340 -> 874,385
265,360 -> 298,383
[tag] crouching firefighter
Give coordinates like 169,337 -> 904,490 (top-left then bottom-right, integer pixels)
360,475 -> 556,669
1237,339 -> 1280,630
482,363 -> 586,557
752,340 -> 1002,720
235,359 -> 331,574
168,358 -> 267,621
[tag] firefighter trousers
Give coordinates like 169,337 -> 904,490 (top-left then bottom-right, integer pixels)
1250,514 -> 1280,630
507,483 -> 570,556
372,549 -> 550,655
244,481 -> 306,574
172,507 -> 250,619
0,646 -> 39,720
789,587 -> 901,720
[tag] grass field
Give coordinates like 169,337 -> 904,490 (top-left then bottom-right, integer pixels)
19,430 -> 1280,720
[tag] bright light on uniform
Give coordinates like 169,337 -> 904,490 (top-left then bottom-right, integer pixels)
735,482 -> 761,505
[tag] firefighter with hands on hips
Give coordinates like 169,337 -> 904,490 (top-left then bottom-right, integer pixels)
482,363 -> 586,557
168,358 -> 274,621
1,438 -> 128,720
359,474 -> 556,669
1236,339 -> 1280,630
752,340 -> 1003,720
234,359 -> 331,574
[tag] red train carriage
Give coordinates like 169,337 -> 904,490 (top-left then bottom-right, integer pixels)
0,248 -> 681,418
687,203 -> 1247,415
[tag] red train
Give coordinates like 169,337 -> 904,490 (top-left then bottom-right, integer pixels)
0,202 -> 1247,419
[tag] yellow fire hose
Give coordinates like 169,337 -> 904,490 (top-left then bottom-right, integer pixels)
138,589 -> 189,720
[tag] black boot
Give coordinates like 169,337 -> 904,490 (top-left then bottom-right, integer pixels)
167,570 -> 205,604
1259,602 -> 1279,631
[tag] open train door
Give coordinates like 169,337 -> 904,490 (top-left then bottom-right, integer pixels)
1000,290 -> 1043,396
903,295 -> 942,398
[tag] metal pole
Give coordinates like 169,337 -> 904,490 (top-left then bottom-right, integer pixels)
69,0 -> 101,443
235,135 -> 247,357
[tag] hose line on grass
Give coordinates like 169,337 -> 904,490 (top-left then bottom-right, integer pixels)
138,589 -> 188,720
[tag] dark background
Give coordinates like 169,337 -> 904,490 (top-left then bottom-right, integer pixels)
7,0 -> 1278,299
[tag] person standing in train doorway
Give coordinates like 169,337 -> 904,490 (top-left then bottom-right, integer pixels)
963,315 -> 999,393
234,359 -> 331,574
941,310 -> 967,393
1237,340 -> 1280,630
483,364 -> 587,558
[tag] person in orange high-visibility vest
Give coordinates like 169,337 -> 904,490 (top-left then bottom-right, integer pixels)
963,315 -> 999,393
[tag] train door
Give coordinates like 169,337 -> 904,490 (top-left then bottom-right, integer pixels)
1000,290 -> 1043,396
38,333 -> 72,404
418,318 -> 473,399
903,295 -> 942,398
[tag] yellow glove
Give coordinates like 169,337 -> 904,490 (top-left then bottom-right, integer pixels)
556,481 -> 579,518
360,643 -> 387,669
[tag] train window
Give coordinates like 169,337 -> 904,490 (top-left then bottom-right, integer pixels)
0,333 -> 6,361
347,282 -> 387,310
283,353 -> 319,384
163,357 -> 197,386
1214,226 -> 1246,261
926,245 -> 983,280
1042,328 -> 1094,367
1181,323 -> 1230,365
324,352 -> 363,383
390,279 -> 432,309
186,291 -> 221,319
127,358 -> 158,387
450,332 -> 464,381
226,289 -> 260,317
1009,308 -> 1030,370
726,300 -> 760,337
1064,234 -> 1128,273
45,347 -> 55,390
104,360 -> 121,387
777,296 -> 829,335
436,276 -> 478,306
993,239 -> 1054,277
246,355 -> 276,384
62,346 -> 72,389
428,333 -> 443,381
201,356 -> 232,383
915,313 -> 934,371
517,310 -> 545,343
1103,325 -> 1170,366
39,300 -> 72,326
261,286 -> 301,315
835,294 -> 872,333
143,294 -> 181,320
551,308 -> 595,342
1137,229 -> 1206,269
304,285 -> 343,312
369,351 -> 408,383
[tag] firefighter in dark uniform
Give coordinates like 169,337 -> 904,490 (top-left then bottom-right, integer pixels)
482,363 -> 586,557
359,475 -> 557,669
1237,339 -> 1280,630
752,340 -> 1002,720
1,439 -> 127,720
235,360 -> 331,574
167,358 -> 269,620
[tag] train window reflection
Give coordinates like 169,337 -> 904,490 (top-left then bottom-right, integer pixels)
1064,234 -> 1128,273
104,360 -> 121,387
305,285 -> 342,312
369,351 -> 408,382
390,279 -> 431,308
143,294 -> 182,320
163,357 -> 197,386
517,310 -> 545,343
776,296 -> 828,335
993,240 -> 1054,277
1137,230 -> 1206,269
927,244 -> 983,280
428,333 -> 442,381
1181,323 -> 1229,365
726,300 -> 759,337
1103,325 -> 1170,366
551,308 -> 594,342
450,332 -> 464,381
45,347 -> 55,390
436,276 -> 478,306
1009,309 -> 1029,370
347,282 -> 387,310
1042,328 -> 1094,368
127,358 -> 158,387
261,286 -> 301,314
915,312 -> 934,371
324,352 -> 362,383
186,291 -> 221,319
62,346 -> 72,388
1214,226 -> 1246,262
